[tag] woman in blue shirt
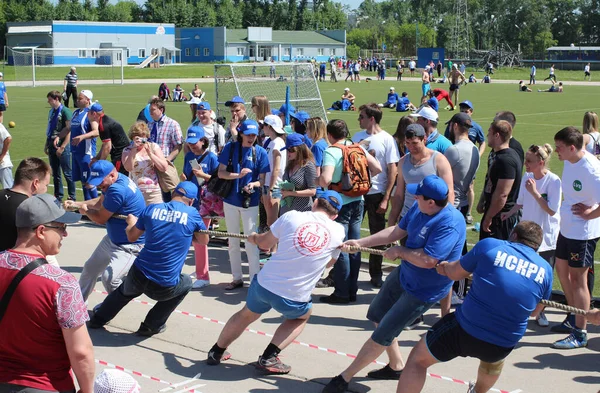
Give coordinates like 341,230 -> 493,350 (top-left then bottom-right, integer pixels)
306,117 -> 328,177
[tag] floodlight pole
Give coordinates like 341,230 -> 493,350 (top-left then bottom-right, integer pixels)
32,48 -> 36,87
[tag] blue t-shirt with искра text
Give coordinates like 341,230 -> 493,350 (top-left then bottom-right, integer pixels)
457,238 -> 552,348
135,201 -> 206,286
217,142 -> 269,208
102,173 -> 146,245
398,203 -> 465,303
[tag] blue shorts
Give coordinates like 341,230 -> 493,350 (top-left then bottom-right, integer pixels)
246,277 -> 312,319
72,154 -> 92,183
367,265 -> 434,346
422,83 -> 431,97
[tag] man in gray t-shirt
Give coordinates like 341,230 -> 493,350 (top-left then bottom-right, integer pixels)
444,113 -> 480,211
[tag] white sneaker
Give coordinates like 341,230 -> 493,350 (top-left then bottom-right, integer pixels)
536,311 -> 549,327
192,279 -> 210,289
451,291 -> 463,306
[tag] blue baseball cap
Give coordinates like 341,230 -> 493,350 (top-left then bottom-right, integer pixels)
89,102 -> 103,112
225,96 -> 245,106
197,102 -> 211,111
406,175 -> 449,201
316,189 -> 342,212
279,103 -> 296,115
459,100 -> 474,110
174,181 -> 198,200
290,110 -> 310,125
186,126 -> 205,144
239,119 -> 259,135
87,160 -> 115,187
282,133 -> 305,150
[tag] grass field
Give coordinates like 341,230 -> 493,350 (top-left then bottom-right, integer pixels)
3,77 -> 599,295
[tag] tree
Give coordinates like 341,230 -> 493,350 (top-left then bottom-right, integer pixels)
216,0 -> 243,28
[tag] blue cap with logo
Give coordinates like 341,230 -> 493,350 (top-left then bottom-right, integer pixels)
87,160 -> 115,187
459,100 -> 474,110
197,102 -> 211,111
316,189 -> 342,212
225,96 -> 245,106
281,133 -> 305,150
239,119 -> 260,135
174,181 -> 198,200
290,110 -> 310,125
186,126 -> 205,144
89,102 -> 103,112
406,175 -> 449,201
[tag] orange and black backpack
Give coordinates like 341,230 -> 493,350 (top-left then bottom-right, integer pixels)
329,141 -> 372,197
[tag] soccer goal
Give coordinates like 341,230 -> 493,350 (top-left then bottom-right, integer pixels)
214,62 -> 327,122
8,47 -> 125,87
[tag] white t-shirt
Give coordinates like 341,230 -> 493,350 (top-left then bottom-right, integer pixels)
258,210 -> 345,302
409,61 -> 416,69
585,131 -> 600,154
265,137 -> 286,188
0,124 -> 12,169
560,151 -> 600,240
585,64 -> 590,73
198,122 -> 225,154
517,172 -> 561,252
352,130 -> 400,195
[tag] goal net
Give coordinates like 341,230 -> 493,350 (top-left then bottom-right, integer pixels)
8,47 -> 125,87
214,63 -> 327,122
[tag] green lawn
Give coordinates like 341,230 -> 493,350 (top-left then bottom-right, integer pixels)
3,77 -> 599,295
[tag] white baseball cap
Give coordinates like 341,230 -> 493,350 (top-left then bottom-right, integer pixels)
0,72 -> 3,77
81,90 -> 93,100
344,88 -> 350,91
410,106 -> 439,122
263,114 -> 285,134
390,87 -> 395,90
425,65 -> 431,70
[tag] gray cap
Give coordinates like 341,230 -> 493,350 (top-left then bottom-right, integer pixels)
16,194 -> 81,228
405,123 -> 426,137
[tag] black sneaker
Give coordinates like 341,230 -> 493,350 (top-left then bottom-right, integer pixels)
550,315 -> 573,333
315,276 -> 335,288
207,350 -> 231,366
366,364 -> 403,380
254,355 -> 291,374
370,277 -> 383,288
135,322 -> 166,336
403,315 -> 424,331
86,317 -> 106,329
322,375 -> 349,393
320,294 -> 350,304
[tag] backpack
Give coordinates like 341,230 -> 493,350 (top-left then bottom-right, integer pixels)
329,142 -> 372,197
590,133 -> 600,159
341,99 -> 352,111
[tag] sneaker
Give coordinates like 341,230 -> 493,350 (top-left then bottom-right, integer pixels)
550,315 -> 573,333
135,322 -> 166,337
87,317 -> 106,329
466,381 -> 476,393
315,276 -> 335,288
192,279 -> 210,289
552,330 -> 588,349
536,311 -> 549,327
207,350 -> 231,366
366,364 -> 403,380
255,355 -> 291,374
322,375 -> 349,393
370,277 -> 383,288
465,214 -> 474,224
403,315 -> 424,331
451,291 -> 464,306
320,294 -> 350,304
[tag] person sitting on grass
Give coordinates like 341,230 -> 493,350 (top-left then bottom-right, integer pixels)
173,84 -> 187,102
378,87 -> 399,109
519,80 -> 532,92
468,74 -> 478,83
396,92 -> 417,113
538,80 -> 563,93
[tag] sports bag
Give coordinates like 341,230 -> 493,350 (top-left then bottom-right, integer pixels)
329,142 -> 371,197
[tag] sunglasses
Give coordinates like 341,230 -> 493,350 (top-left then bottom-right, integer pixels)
40,223 -> 68,233
287,147 -> 297,153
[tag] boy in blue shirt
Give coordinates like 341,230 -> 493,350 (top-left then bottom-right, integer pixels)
88,181 -> 208,336
378,87 -> 399,109
396,221 -> 552,393
395,92 -> 416,112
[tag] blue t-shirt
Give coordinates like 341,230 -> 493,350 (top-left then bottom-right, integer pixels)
468,120 -> 485,145
135,201 -> 206,286
102,173 -> 146,245
217,142 -> 270,207
387,93 -> 399,104
319,63 -> 326,73
396,97 -> 411,112
311,138 -> 328,167
70,108 -> 96,157
426,131 -> 452,153
0,82 -> 6,104
398,203 -> 466,303
183,150 -> 219,206
457,238 -> 553,347
427,97 -> 439,112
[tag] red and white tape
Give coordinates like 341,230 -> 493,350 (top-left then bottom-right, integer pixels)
92,289 -> 513,393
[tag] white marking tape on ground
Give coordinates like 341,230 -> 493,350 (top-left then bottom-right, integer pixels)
92,289 -> 515,393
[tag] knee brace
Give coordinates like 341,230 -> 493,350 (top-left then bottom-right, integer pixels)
478,359 -> 505,376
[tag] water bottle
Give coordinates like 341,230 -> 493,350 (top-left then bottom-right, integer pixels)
472,222 -> 480,232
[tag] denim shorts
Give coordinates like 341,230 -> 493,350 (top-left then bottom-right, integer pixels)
262,186 -> 282,199
367,265 -> 434,346
246,276 -> 311,319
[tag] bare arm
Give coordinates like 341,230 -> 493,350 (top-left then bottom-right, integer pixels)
148,143 -> 169,172
436,154 -> 455,205
96,140 -> 112,161
193,231 -> 209,245
436,260 -> 471,280
365,149 -> 382,176
379,162 -> 397,213
167,144 -> 183,162
485,179 -> 515,220
121,147 -> 136,172
0,137 -> 11,161
388,157 -> 406,227
318,165 -> 334,188
125,214 -> 144,243
344,225 -> 406,249
389,246 -> 439,269
248,231 -> 278,251
62,324 -> 95,393
478,141 -> 487,157
270,150 -> 282,189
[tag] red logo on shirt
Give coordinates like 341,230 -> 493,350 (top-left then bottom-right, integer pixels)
294,222 -> 331,256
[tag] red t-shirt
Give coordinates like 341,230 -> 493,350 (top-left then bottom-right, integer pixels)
433,89 -> 449,100
0,250 -> 89,391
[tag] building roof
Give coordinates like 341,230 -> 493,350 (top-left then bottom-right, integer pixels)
226,29 -> 343,45
547,46 -> 600,51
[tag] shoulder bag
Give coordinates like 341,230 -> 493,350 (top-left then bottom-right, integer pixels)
0,258 -> 48,323
207,142 -> 240,198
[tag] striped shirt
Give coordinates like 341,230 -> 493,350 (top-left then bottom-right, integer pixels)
64,72 -> 77,87
148,115 -> 183,158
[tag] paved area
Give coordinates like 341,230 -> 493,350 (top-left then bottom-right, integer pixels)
55,222 -> 600,393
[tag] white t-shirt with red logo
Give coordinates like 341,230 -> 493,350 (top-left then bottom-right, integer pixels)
258,210 -> 345,302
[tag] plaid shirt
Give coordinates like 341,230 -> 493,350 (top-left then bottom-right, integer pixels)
149,115 -> 183,157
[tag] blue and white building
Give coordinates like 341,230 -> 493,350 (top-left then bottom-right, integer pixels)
6,21 -> 178,65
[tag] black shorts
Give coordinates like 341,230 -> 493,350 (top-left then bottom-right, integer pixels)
353,71 -> 359,75
585,71 -> 591,76
426,313 -> 514,363
521,86 -> 528,92
479,214 -> 517,242
450,83 -> 459,91
0,104 -> 6,112
410,68 -> 415,72
555,233 -> 599,268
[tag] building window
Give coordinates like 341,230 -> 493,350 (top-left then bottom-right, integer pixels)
330,48 -> 336,56
195,48 -> 200,56
78,49 -> 87,58
249,47 -> 255,57
318,48 -> 324,56
138,48 -> 146,58
126,49 -> 130,58
296,48 -> 304,56
204,48 -> 210,56
116,52 -> 122,61
237,47 -> 245,56
90,49 -> 99,58
284,47 -> 290,56
185,48 -> 190,56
